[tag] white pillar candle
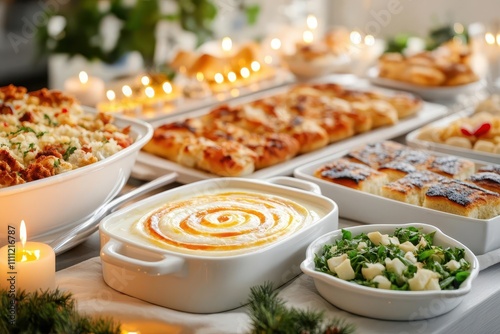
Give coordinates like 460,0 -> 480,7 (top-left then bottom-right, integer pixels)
64,71 -> 105,107
0,221 -> 55,294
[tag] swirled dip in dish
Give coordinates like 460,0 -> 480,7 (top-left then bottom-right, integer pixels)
128,190 -> 320,254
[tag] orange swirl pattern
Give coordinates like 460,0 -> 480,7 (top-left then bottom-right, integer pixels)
134,191 -> 317,252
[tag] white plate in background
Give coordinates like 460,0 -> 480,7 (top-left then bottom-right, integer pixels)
367,67 -> 485,102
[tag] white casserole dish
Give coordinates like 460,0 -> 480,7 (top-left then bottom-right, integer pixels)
0,112 -> 153,244
294,149 -> 500,255
99,177 -> 338,313
406,111 -> 500,164
301,223 -> 479,321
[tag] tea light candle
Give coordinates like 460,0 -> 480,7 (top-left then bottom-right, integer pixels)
64,71 -> 105,107
0,221 -> 55,293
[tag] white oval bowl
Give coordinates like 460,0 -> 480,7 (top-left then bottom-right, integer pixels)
0,113 -> 153,243
300,223 -> 479,321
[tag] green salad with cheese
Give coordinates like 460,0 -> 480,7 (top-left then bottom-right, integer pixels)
314,227 -> 471,291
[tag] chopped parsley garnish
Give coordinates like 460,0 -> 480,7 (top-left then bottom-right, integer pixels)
23,143 -> 35,157
44,114 -> 58,126
53,159 -> 61,168
63,146 -> 77,160
10,126 -> 46,138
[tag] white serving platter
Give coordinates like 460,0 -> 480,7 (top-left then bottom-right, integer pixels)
293,148 -> 500,255
131,88 -> 448,183
367,67 -> 485,102
406,111 -> 500,164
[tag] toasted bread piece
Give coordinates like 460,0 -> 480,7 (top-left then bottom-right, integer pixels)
381,171 -> 445,205
314,158 -> 389,195
467,172 -> 500,194
378,161 -> 417,182
426,156 -> 475,180
423,179 -> 500,219
344,141 -> 406,169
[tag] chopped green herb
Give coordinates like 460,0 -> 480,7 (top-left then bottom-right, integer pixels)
63,146 -> 77,160
53,159 -> 61,168
314,227 -> 471,291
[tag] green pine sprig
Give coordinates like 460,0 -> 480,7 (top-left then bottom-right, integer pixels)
247,283 -> 356,334
0,288 -> 121,334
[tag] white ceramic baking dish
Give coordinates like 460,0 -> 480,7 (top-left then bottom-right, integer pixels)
0,113 -> 153,244
294,149 -> 500,255
99,177 -> 338,313
406,112 -> 500,164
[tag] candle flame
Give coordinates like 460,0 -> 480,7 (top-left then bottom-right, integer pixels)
162,82 -> 173,94
264,55 -> 273,64
270,38 -> 281,50
364,34 -> 375,46
141,75 -> 150,86
240,67 -> 250,78
221,37 -> 232,52
145,86 -> 155,98
306,14 -> 318,30
196,72 -> 204,82
20,220 -> 26,248
122,85 -> 132,98
302,30 -> 314,44
250,61 -> 261,72
106,90 -> 116,102
79,71 -> 89,85
497,34 -> 500,46
227,71 -> 237,83
214,73 -> 224,84
350,30 -> 362,45
485,32 -> 495,45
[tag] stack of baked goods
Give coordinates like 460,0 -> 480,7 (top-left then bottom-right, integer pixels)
416,111 -> 500,154
314,141 -> 500,219
378,40 -> 479,87
0,84 -> 135,188
142,83 -> 422,177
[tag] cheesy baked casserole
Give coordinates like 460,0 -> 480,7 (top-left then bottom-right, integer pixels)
0,85 -> 134,188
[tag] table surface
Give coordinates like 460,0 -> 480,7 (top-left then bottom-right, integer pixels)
54,75 -> 499,333
55,180 -> 500,334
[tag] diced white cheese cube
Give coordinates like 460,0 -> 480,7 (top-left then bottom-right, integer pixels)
385,257 -> 406,276
362,263 -> 385,280
417,237 -> 428,249
399,241 -> 417,253
404,251 -> 418,264
445,260 -> 461,272
368,231 -> 391,246
335,258 -> 356,281
372,275 -> 391,289
425,277 -> 441,290
388,236 -> 400,245
408,268 -> 441,291
327,253 -> 347,273
357,241 -> 367,250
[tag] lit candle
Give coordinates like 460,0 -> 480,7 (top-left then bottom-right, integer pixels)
485,31 -> 500,82
97,89 -> 123,113
0,220 -> 55,293
302,30 -> 314,44
221,36 -> 233,56
63,71 -> 105,106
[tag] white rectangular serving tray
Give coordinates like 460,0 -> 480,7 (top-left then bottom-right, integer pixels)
131,85 -> 448,183
293,148 -> 500,255
406,111 -> 500,164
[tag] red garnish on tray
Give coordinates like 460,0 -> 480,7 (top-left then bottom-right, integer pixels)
460,122 -> 491,137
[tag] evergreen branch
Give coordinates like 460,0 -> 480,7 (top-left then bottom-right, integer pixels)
0,288 -> 121,334
246,283 -> 356,334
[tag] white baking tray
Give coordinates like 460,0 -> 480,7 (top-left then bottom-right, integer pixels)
131,89 -> 448,183
406,111 -> 500,164
293,148 -> 500,255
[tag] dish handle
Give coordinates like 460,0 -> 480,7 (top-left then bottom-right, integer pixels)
265,176 -> 321,194
101,240 -> 184,276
